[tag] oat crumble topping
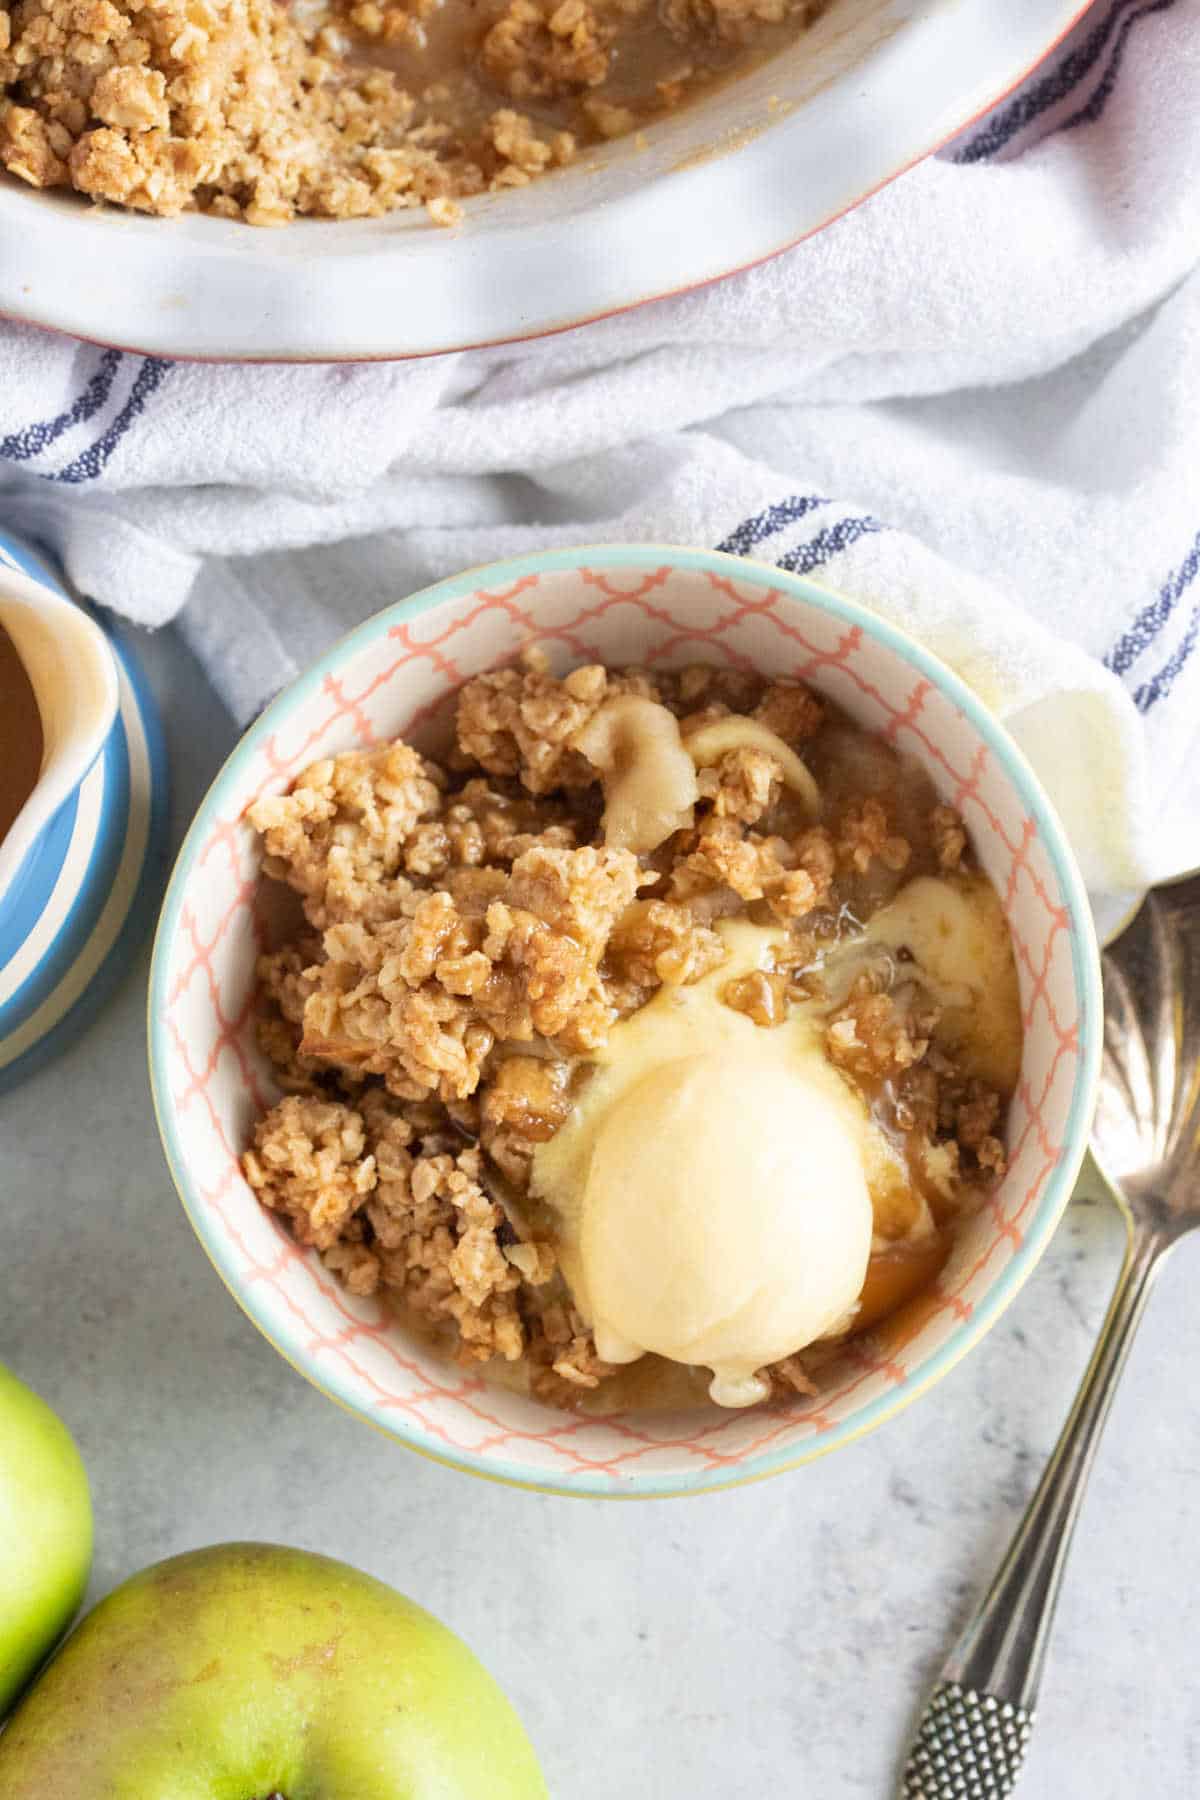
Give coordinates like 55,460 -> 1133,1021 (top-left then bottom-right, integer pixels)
241,655 -> 1016,1412
0,0 -> 828,222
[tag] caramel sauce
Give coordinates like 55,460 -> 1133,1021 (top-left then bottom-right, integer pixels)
854,1236 -> 951,1337
870,1278 -> 953,1360
0,628 -> 43,845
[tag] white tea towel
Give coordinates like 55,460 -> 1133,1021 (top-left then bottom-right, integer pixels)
1,0 -> 1198,898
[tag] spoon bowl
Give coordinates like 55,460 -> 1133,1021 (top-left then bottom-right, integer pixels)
1092,873 -> 1200,1220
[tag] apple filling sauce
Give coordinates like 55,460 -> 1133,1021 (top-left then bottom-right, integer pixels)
240,654 -> 1021,1413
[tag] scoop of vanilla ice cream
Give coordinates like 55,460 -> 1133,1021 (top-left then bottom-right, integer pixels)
580,1048 -> 873,1408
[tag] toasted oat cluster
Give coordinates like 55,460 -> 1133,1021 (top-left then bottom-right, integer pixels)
0,0 -> 826,223
240,655 -> 1012,1411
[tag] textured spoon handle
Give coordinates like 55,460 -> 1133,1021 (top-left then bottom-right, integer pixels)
902,1681 -> 1032,1798
900,1220 -> 1163,1799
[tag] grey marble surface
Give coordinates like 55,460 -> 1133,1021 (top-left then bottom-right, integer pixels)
4,623 -> 1198,1799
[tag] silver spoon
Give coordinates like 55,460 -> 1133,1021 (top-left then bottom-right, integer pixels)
901,872 -> 1200,1798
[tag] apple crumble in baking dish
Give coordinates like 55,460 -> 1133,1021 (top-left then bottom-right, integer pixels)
0,0 -> 826,223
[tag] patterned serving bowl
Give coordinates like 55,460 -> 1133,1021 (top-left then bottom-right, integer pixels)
148,546 -> 1101,1496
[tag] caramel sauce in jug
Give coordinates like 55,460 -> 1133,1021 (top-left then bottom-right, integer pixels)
0,627 -> 44,845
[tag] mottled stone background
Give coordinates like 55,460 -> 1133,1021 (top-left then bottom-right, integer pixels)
6,626 -> 1193,1798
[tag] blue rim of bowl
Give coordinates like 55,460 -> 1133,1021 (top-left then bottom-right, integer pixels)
148,544 -> 1103,1498
0,534 -> 169,1094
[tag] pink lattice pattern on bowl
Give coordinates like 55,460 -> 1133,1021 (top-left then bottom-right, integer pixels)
151,548 -> 1100,1496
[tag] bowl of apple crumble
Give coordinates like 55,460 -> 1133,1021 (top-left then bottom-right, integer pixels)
0,0 -> 1091,357
149,543 -> 1101,1494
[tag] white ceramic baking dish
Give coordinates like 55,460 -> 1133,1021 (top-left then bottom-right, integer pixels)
0,0 -> 1088,360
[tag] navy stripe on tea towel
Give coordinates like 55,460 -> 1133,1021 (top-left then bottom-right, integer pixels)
775,514 -> 883,576
48,356 -> 173,485
0,347 -> 123,465
1133,592 -> 1200,713
955,0 -> 1147,163
1057,0 -> 1176,135
1105,526 -> 1200,676
717,493 -> 828,558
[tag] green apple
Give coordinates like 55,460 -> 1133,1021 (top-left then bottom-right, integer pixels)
0,1361 -> 92,1718
0,1541 -> 548,1799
